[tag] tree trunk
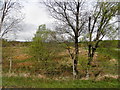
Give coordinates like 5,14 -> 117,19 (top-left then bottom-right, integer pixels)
86,44 -> 93,79
73,36 -> 79,78
73,0 -> 80,78
86,46 -> 96,79
86,56 -> 92,79
9,58 -> 12,73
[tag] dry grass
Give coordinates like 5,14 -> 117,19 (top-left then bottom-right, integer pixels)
3,46 -> 118,80
13,54 -> 32,61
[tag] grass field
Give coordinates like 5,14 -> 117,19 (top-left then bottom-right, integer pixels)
97,48 -> 120,60
3,76 -> 119,88
2,40 -> 119,88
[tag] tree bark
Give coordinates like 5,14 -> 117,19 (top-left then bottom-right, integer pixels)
86,45 -> 96,79
73,36 -> 79,78
9,57 -> 12,73
72,0 -> 80,78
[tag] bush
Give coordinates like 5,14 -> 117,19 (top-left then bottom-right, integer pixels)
29,24 -> 59,75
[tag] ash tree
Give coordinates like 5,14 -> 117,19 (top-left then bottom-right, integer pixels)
84,2 -> 118,78
43,0 -> 88,78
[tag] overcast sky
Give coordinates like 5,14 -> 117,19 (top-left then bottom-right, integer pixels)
7,0 -> 55,41
7,0 -> 95,41
5,0 -> 119,41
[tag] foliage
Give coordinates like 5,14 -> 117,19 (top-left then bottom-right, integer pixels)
30,24 -> 54,61
30,24 -> 60,75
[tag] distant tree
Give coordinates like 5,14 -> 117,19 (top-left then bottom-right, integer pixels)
85,2 -> 118,78
30,24 -> 59,75
31,24 -> 54,63
0,0 -> 24,38
44,0 -> 87,78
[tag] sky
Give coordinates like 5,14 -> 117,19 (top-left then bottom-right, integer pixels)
4,0 -> 119,41
6,0 -> 95,41
7,0 -> 55,41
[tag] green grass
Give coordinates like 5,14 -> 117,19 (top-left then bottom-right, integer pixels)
2,76 -> 119,88
97,48 -> 119,59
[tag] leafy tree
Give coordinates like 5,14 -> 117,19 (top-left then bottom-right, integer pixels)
85,2 -> 118,78
31,24 -> 53,62
30,24 -> 60,75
